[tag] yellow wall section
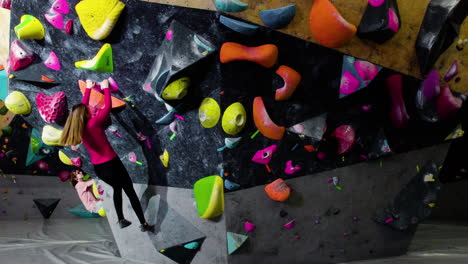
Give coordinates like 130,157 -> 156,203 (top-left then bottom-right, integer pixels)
0,8 -> 10,66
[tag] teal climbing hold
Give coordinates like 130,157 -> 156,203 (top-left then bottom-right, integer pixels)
219,15 -> 258,35
214,0 -> 248,12
183,241 -> 200,250
227,232 -> 248,255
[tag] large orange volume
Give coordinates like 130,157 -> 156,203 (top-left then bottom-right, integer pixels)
275,65 -> 301,101
220,42 -> 278,68
78,80 -> 126,109
309,0 -> 357,48
253,97 -> 285,140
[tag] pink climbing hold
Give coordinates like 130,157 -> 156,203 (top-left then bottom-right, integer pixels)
169,120 -> 178,134
244,221 -> 256,232
361,105 -> 372,111
317,152 -> 326,160
58,171 -> 70,182
44,52 -> 61,71
128,152 -> 137,163
144,82 -> 152,92
51,0 -> 70,14
283,220 -> 295,229
0,0 -> 11,9
36,92 -> 67,124
252,145 -> 278,165
64,19 -> 73,35
332,125 -> 356,154
44,11 -> 64,30
166,30 -> 173,40
9,40 -> 35,71
340,71 -> 360,95
388,8 -> 399,33
368,0 -> 385,7
354,60 -> 379,81
71,157 -> 82,167
284,160 -> 302,175
36,160 -> 49,171
108,77 -> 120,92
291,124 -> 305,134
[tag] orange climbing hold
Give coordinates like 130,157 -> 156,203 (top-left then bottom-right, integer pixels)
304,145 -> 315,152
275,65 -> 301,101
253,97 -> 285,140
0,65 -> 4,70
220,42 -> 278,68
41,75 -> 56,82
265,178 -> 290,202
78,80 -> 126,109
309,0 -> 357,48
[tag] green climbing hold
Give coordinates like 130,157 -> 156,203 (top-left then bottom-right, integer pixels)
227,232 -> 248,255
75,43 -> 114,73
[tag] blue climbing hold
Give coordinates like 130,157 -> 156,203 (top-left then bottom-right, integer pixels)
224,179 -> 240,191
219,15 -> 258,35
259,4 -> 296,29
214,0 -> 248,12
155,109 -> 176,125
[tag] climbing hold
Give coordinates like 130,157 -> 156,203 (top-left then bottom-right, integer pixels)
219,15 -> 258,35
340,71 -> 360,95
332,125 -> 356,154
436,85 -> 462,120
199,97 -> 221,128
41,125 -> 63,146
58,171 -> 70,182
75,43 -> 113,73
253,97 -> 285,140
0,0 -> 11,9
162,77 -> 190,101
357,0 -> 401,43
33,198 -> 60,219
58,150 -> 73,165
222,102 -> 246,135
75,0 -> 126,40
386,74 -> 410,128
227,232 -> 248,255
36,92 -> 67,124
51,0 -> 69,14
443,60 -> 459,82
194,175 -> 224,219
184,241 -> 200,250
415,0 -> 467,75
283,219 -> 295,229
309,0 -> 357,48
280,209 -> 288,217
339,56 -> 381,98
259,4 -> 296,29
78,80 -> 125,110
71,157 -> 82,167
41,75 -> 56,83
244,221 -> 256,232
355,60 -> 380,81
275,65 -> 301,101
288,114 -> 327,142
214,0 -> 248,12
155,109 -> 176,125
220,42 -> 278,68
160,149 -> 169,167
415,70 -> 440,122
218,137 -> 243,151
284,160 -> 302,175
36,160 -> 49,171
252,145 -> 278,165
445,124 -> 464,140
224,179 -> 240,191
265,179 -> 290,202
97,207 -> 106,217
304,145 -> 315,152
68,204 -> 100,218
44,11 -> 64,30
169,121 -> 177,134
14,15 -> 45,40
9,40 -> 35,71
5,91 -> 32,115
64,19 -> 73,35
44,52 -> 61,71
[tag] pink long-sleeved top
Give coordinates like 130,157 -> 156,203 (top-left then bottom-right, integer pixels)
75,179 -> 98,212
81,88 -> 117,165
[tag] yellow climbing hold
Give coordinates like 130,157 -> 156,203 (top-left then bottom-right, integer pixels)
58,150 -> 73,165
428,203 -> 436,208
162,77 -> 190,100
5,91 -> 32,115
160,149 -> 169,167
98,207 -> 107,217
222,102 -> 246,135
75,0 -> 126,40
41,125 -> 63,146
199,97 -> 221,128
14,15 -> 45,40
75,43 -> 114,73
92,182 -> 101,199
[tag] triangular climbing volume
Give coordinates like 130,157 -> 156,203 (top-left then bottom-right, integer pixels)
158,238 -> 205,264
227,232 -> 248,255
33,198 -> 60,219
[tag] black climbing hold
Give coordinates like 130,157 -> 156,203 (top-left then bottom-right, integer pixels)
415,0 -> 468,75
279,209 -> 288,218
357,0 -> 401,44
33,198 -> 60,219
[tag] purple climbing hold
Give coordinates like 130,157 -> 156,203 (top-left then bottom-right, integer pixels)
443,60 -> 459,82
44,11 -> 64,30
44,51 -> 61,71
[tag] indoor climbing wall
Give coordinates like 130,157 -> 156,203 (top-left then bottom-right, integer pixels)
3,0 -> 467,263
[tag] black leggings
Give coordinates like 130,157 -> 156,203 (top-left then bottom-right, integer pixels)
94,157 -> 146,224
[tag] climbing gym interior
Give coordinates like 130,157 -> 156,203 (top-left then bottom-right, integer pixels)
0,0 -> 467,263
